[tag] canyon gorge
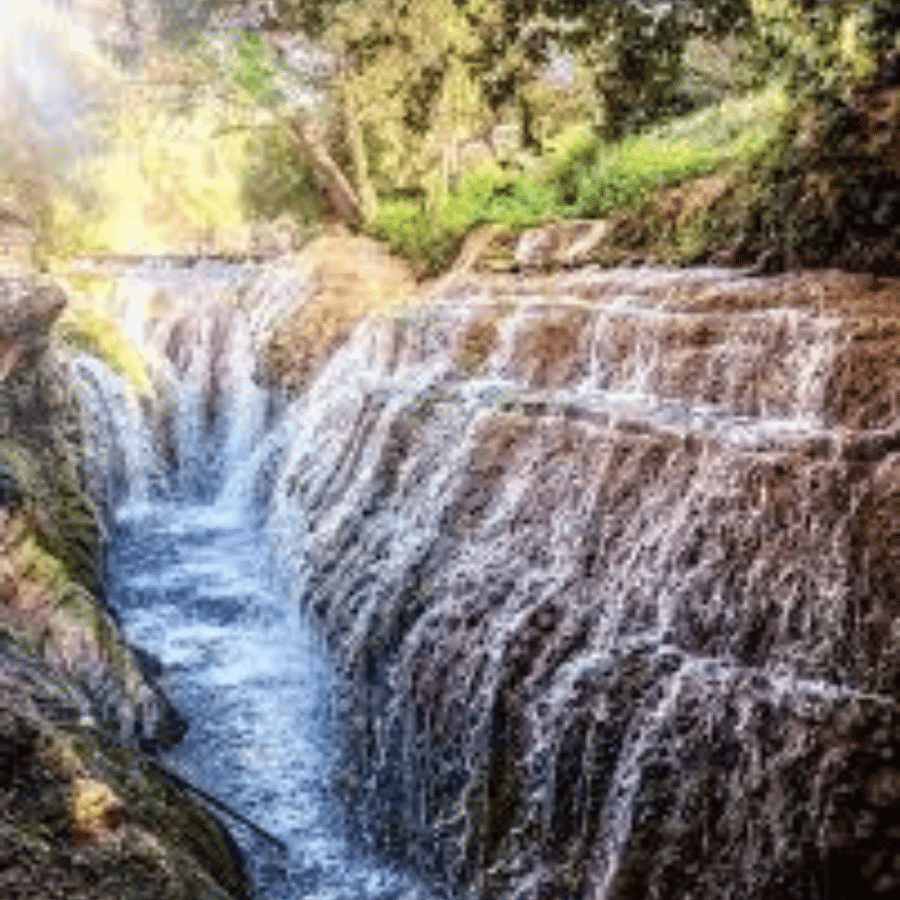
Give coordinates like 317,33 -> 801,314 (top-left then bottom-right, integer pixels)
2,235 -> 900,899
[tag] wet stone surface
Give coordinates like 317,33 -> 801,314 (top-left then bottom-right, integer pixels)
69,257 -> 900,900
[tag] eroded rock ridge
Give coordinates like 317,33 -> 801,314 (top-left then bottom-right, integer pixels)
0,274 -> 246,900
264,264 -> 900,899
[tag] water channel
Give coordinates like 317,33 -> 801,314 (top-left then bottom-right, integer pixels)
70,261 -> 439,900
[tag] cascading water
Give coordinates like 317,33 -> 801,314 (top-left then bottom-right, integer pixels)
69,260 -> 440,900
69,254 -> 900,900
261,264 -> 900,899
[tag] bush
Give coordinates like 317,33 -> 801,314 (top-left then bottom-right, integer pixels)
370,198 -> 460,274
241,124 -> 322,223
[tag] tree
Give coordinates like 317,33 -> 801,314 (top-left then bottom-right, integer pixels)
197,0 -> 340,37
750,0 -> 900,97
326,0 -> 486,199
453,0 -> 755,138
225,28 -> 366,225
201,1 -> 757,144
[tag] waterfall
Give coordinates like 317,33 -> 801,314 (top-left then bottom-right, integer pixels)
68,260 -> 291,512
69,256 -> 900,900
70,351 -> 159,506
69,258 -> 442,900
263,265 -> 900,899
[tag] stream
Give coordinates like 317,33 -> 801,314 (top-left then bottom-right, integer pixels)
70,261 -> 440,900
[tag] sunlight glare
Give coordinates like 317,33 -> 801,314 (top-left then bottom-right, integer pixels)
0,0 -> 109,152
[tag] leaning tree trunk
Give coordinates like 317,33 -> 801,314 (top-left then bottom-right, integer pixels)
286,117 -> 363,228
341,77 -> 378,223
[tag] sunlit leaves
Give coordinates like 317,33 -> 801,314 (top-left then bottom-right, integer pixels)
329,0 -> 484,193
448,1 -> 757,137
231,32 -> 282,104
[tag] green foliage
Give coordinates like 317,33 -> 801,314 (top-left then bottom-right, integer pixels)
27,0 -> 898,270
371,83 -> 789,271
44,75 -> 281,257
370,198 -> 461,274
43,194 -> 104,259
570,83 -> 788,217
679,34 -> 771,108
241,125 -> 322,222
455,1 -> 756,138
330,0 -> 486,196
442,163 -> 560,230
55,308 -> 152,397
230,33 -> 282,105
750,0 -> 900,96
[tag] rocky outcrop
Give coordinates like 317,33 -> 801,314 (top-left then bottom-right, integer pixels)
0,275 -> 246,899
266,264 -> 900,899
0,634 -> 245,900
262,234 -> 417,394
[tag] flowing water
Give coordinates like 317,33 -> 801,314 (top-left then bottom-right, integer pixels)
70,260 -> 439,900
69,257 -> 900,900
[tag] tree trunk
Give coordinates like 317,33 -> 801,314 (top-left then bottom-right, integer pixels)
342,78 -> 378,223
285,117 -> 363,228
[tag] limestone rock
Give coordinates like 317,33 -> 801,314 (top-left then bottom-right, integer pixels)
0,273 -> 246,900
0,639 -> 246,900
268,264 -> 900,899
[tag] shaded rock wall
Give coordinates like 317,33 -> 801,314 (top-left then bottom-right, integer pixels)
0,275 -> 177,741
0,632 -> 246,900
0,275 -> 247,900
267,265 -> 900,899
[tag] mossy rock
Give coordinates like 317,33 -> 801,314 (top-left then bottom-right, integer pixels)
0,636 -> 247,900
0,438 -> 101,595
66,724 -> 247,898
55,307 -> 153,398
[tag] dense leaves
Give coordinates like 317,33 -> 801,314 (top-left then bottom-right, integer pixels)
750,0 -> 900,95
198,0 -> 341,36
214,0 -> 899,134
205,1 -> 758,138
454,1 -> 756,135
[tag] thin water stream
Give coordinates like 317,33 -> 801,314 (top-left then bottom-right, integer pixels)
106,500 -> 431,900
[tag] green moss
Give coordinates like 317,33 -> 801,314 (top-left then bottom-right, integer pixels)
0,439 -> 101,594
0,441 -> 43,501
55,307 -> 152,397
0,690 -> 244,900
14,532 -> 70,594
67,725 -> 247,898
61,586 -> 138,688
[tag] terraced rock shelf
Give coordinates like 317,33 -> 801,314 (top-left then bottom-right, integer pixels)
67,247 -> 900,900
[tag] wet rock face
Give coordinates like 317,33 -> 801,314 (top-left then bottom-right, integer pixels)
261,235 -> 416,394
0,635 -> 245,900
268,265 -> 900,898
0,275 -> 181,744
0,274 -> 245,900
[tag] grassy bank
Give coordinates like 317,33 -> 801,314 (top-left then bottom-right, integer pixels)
370,83 -> 790,273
